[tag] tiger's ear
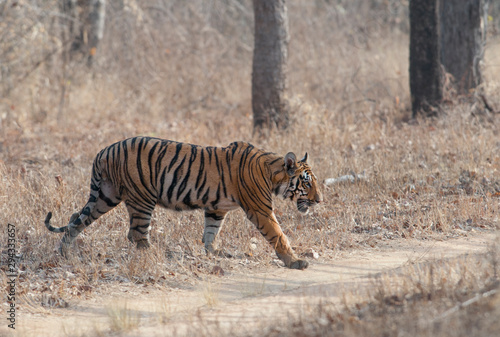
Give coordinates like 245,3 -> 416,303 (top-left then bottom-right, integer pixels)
299,152 -> 308,163
284,152 -> 298,176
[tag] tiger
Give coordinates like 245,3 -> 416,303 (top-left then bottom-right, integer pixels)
44,136 -> 322,269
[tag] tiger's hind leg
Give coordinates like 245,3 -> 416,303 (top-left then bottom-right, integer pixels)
125,201 -> 156,249
202,210 -> 229,256
60,179 -> 122,253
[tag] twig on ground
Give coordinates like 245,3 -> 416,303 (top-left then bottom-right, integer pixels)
324,171 -> 366,186
432,288 -> 498,323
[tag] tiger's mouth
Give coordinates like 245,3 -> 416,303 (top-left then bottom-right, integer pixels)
297,199 -> 314,214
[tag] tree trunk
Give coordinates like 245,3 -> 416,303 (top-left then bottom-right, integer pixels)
58,0 -> 79,118
60,0 -> 106,67
252,0 -> 289,133
87,0 -> 106,66
440,0 -> 484,94
409,0 -> 442,117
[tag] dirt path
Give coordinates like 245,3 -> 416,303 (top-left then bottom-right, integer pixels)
12,231 -> 498,337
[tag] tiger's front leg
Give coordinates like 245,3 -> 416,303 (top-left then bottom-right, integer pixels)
247,210 -> 308,270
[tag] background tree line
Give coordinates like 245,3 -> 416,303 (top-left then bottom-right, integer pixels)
1,0 -> 499,131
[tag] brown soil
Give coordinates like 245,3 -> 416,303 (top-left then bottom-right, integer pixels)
9,231 -> 497,337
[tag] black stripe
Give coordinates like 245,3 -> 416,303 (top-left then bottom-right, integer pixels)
195,148 -> 205,189
182,190 -> 201,210
130,226 -> 149,235
156,141 -> 169,176
130,137 -> 138,149
114,141 -> 121,183
237,149 -> 273,212
159,166 -> 168,203
148,140 -> 159,192
119,140 -> 156,206
273,186 -> 281,195
126,202 -> 154,216
136,138 -> 157,200
168,143 -> 184,171
122,139 -> 129,171
269,157 -> 282,166
247,151 -> 259,165
177,145 -> 197,199
268,234 -> 278,242
206,147 -> 213,164
167,155 -> 186,202
99,189 -> 120,207
214,149 -> 220,174
196,172 -> 208,200
126,191 -> 154,211
220,168 -> 227,198
226,150 -> 233,182
82,207 -> 91,216
202,187 -> 210,204
231,142 -> 239,156
205,211 -> 224,221
211,184 -> 221,208
214,150 -> 227,197
256,158 -> 271,189
131,215 -> 151,222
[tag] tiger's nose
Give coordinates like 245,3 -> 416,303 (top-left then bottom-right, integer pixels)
315,192 -> 322,204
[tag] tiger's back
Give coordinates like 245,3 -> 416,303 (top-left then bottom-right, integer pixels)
96,137 -> 282,210
45,136 -> 322,269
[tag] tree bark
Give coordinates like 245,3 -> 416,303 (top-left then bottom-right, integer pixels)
252,0 -> 289,133
87,0 -> 106,66
440,0 -> 484,94
409,0 -> 442,117
60,0 -> 106,67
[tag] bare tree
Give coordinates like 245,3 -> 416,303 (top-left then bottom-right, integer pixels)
60,0 -> 78,48
409,0 -> 442,117
440,0 -> 486,94
410,0 -> 488,117
87,0 -> 106,66
60,0 -> 106,66
251,0 -> 289,133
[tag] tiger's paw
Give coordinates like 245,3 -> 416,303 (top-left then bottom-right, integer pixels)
213,249 -> 233,258
136,239 -> 151,249
58,243 -> 70,258
277,252 -> 309,270
289,259 -> 309,270
205,246 -> 233,258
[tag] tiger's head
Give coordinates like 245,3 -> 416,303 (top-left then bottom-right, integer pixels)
282,152 -> 322,213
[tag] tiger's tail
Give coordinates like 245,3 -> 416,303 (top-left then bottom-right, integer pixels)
44,155 -> 103,238
44,212 -> 66,232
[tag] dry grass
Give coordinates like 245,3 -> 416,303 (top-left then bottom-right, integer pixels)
107,301 -> 141,333
1,1 -> 500,336
252,241 -> 500,337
